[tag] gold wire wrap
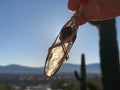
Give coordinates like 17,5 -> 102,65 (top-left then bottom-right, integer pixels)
44,2 -> 87,78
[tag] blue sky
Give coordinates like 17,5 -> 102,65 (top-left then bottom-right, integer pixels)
0,0 -> 120,67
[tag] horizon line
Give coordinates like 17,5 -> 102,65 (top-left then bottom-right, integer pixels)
0,62 -> 100,68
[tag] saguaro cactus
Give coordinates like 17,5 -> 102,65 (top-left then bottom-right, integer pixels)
89,19 -> 120,90
74,54 -> 86,90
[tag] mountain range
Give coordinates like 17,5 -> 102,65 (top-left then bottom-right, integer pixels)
0,63 -> 101,74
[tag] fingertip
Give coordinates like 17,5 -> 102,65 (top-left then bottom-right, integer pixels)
68,0 -> 75,11
68,0 -> 81,11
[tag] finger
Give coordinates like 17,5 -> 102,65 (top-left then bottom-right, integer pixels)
79,14 -> 89,25
68,0 -> 82,11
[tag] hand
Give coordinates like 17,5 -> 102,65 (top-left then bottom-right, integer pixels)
68,0 -> 120,25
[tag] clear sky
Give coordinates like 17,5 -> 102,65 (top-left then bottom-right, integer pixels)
0,0 -> 120,67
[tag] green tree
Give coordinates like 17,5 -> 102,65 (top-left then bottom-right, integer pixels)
50,79 -> 80,90
87,81 -> 102,90
0,84 -> 15,90
50,79 -> 67,90
65,80 -> 80,90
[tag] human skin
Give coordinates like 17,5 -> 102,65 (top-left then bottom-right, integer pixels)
68,0 -> 120,25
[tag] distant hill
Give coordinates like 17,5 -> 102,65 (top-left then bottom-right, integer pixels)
59,63 -> 101,73
0,63 -> 101,74
0,64 -> 43,73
